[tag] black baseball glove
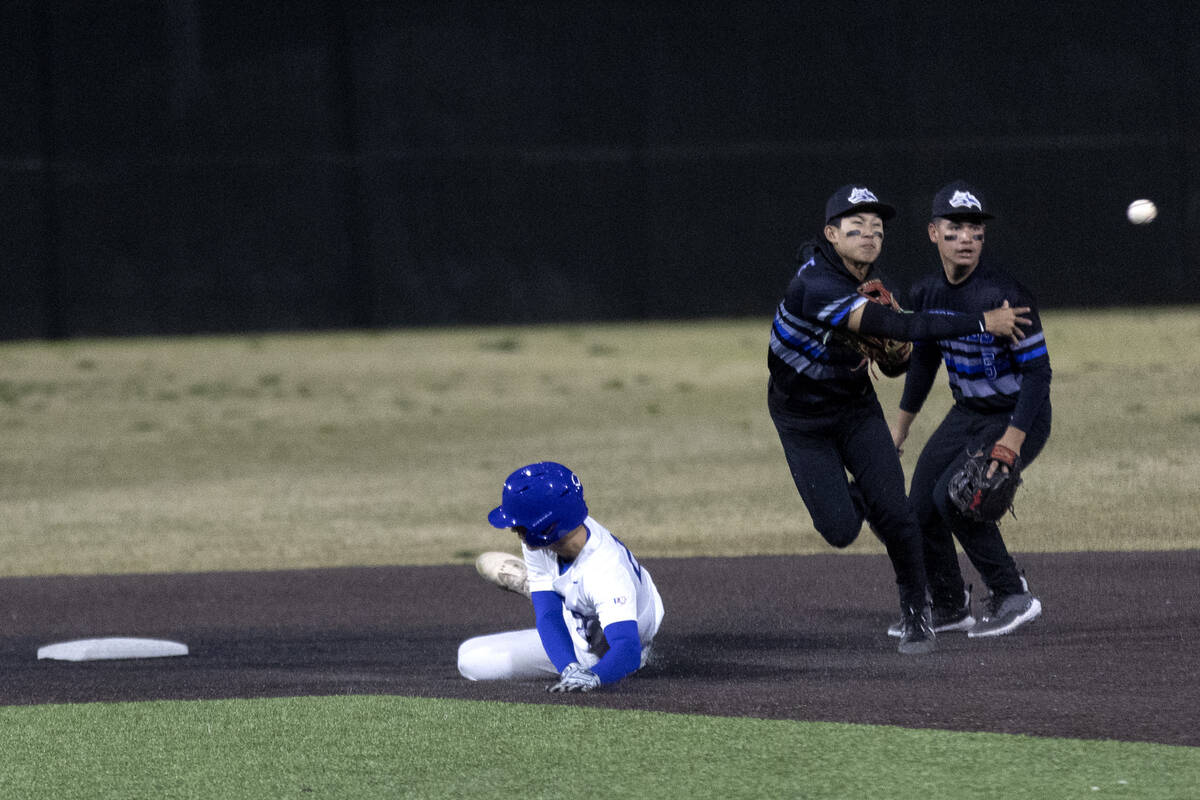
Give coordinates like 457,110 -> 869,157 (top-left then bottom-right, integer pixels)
948,443 -> 1023,522
835,279 -> 912,377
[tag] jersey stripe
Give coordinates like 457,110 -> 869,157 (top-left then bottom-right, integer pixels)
825,295 -> 866,326
769,302 -> 856,380
938,329 -> 1047,404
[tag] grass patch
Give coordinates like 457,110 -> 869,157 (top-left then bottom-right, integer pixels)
0,309 -> 1197,577
1,695 -> 1196,800
478,336 -> 522,352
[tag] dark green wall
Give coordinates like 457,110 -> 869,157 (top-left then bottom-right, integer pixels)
3,2 -> 1197,339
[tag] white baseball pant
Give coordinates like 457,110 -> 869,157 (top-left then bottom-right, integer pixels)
457,628 -> 601,681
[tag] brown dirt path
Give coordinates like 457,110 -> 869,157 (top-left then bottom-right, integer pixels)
2,551 -> 1197,746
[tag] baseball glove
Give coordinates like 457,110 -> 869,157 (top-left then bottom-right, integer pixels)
838,279 -> 912,377
948,443 -> 1023,522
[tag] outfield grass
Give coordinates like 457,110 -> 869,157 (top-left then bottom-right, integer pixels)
1,308 -> 1198,577
2,695 -> 1197,800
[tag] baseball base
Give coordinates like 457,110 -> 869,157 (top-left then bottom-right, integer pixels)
37,637 -> 189,661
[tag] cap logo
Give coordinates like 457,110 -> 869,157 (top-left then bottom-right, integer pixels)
949,190 -> 982,210
847,187 -> 879,205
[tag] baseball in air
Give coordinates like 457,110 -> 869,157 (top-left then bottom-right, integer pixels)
1126,199 -> 1157,225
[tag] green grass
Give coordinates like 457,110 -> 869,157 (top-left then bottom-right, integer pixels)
1,695 -> 1196,800
1,307 -> 1198,578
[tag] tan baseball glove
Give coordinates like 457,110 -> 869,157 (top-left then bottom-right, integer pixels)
839,279 -> 912,377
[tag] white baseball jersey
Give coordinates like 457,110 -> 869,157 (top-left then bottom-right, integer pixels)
457,517 -> 664,682
523,516 -> 663,657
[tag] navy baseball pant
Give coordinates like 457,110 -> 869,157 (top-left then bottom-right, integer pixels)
910,403 -> 1052,606
768,385 -> 928,612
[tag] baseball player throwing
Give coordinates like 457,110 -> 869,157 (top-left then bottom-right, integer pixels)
767,184 -> 1032,654
458,462 -> 664,692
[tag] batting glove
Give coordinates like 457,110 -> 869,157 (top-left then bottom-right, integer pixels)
547,662 -> 601,693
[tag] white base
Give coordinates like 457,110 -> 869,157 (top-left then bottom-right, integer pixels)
37,637 -> 189,662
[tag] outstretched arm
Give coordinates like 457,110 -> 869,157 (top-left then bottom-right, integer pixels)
849,300 -> 1031,341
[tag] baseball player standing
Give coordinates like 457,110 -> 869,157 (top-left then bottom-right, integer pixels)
458,462 -> 664,692
767,184 -> 1033,654
888,181 -> 1051,638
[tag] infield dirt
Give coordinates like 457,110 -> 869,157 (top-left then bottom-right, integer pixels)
2,551 -> 1196,747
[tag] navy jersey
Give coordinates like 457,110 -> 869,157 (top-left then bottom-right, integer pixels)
900,260 -> 1051,431
767,239 -> 895,409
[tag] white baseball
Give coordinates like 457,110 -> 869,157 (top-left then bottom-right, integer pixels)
1126,199 -> 1157,225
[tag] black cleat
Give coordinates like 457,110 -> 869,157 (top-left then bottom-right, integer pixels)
897,605 -> 937,655
888,586 -> 974,637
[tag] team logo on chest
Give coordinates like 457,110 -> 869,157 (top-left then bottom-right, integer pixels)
949,190 -> 983,210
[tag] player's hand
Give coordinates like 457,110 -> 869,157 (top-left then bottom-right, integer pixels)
547,662 -> 601,693
982,300 -> 1031,341
891,411 -> 916,456
985,442 -> 1019,479
986,431 -> 1024,478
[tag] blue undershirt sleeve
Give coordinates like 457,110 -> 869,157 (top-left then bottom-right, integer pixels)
589,620 -> 642,684
531,590 -> 576,673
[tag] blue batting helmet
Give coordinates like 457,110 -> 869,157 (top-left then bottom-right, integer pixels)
487,462 -> 588,547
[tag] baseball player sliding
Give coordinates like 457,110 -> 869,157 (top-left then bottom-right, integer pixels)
458,462 -> 664,692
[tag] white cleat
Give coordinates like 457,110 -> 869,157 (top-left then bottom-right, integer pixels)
475,552 -> 530,598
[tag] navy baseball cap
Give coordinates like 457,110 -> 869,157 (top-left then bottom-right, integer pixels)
824,184 -> 896,224
931,180 -> 995,221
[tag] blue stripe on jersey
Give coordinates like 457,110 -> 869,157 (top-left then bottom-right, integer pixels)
772,308 -> 828,358
943,348 -> 1013,377
769,335 -> 817,372
823,295 -> 867,326
770,303 -> 856,380
1015,345 -> 1047,363
770,325 -> 823,374
778,302 -> 827,342
1010,331 -> 1048,364
940,327 -> 1048,401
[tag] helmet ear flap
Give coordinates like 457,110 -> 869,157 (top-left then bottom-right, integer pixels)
521,521 -> 560,548
487,462 -> 587,545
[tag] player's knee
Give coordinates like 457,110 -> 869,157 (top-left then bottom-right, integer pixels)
818,520 -> 860,549
457,638 -> 507,681
456,639 -> 483,681
908,494 -> 938,528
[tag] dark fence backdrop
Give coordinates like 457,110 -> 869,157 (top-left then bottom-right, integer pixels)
2,2 -> 1197,340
